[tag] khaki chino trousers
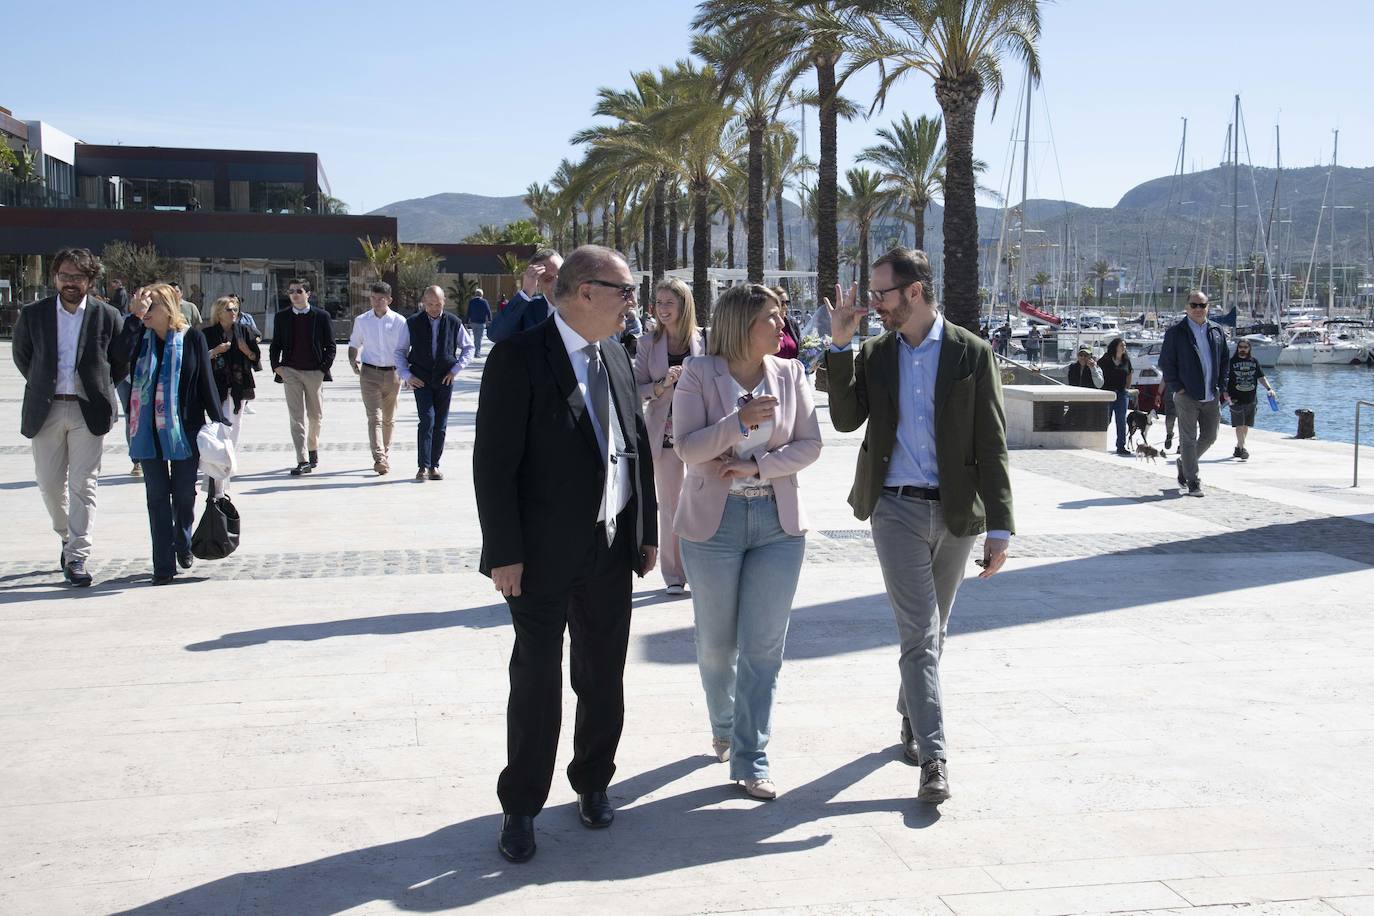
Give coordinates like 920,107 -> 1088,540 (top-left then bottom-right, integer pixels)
32,401 -> 105,563
358,365 -> 400,464
278,367 -> 325,464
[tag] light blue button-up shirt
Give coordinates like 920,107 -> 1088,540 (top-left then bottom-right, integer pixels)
1188,318 -> 1216,402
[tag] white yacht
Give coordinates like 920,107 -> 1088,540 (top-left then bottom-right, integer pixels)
1277,327 -> 1367,366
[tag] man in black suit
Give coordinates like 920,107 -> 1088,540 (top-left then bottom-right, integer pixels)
12,248 -> 135,586
487,247 -> 560,343
268,278 -> 336,476
474,244 -> 658,863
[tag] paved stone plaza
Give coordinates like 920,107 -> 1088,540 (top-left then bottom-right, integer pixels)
2,341 -> 1373,915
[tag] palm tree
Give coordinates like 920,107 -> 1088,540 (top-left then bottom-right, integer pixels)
1092,259 -> 1111,309
764,129 -> 813,274
358,236 -> 400,281
839,168 -> 889,306
712,167 -> 747,269
857,113 -> 946,250
550,158 -> 584,249
853,0 -> 1043,331
693,28 -> 805,283
523,183 -> 553,239
1031,270 -> 1051,304
693,2 -> 874,298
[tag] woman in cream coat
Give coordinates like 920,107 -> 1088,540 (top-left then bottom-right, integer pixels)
633,278 -> 706,594
672,283 -> 822,799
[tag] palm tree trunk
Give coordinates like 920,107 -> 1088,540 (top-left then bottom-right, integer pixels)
747,118 -> 766,282
913,200 -> 926,251
572,206 -> 582,248
727,210 -> 737,269
613,190 -> 623,252
775,186 -> 787,272
601,203 -> 609,246
935,73 -> 983,332
651,174 -> 667,285
667,191 -> 679,271
681,214 -> 689,266
859,221 -> 871,306
692,181 -> 712,321
816,56 -> 840,301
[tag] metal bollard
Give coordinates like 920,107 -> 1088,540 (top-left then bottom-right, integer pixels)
1295,408 -> 1315,439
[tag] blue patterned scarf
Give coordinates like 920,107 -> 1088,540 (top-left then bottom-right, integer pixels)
128,329 -> 192,461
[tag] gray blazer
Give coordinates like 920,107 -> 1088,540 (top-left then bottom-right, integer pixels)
12,296 -> 135,439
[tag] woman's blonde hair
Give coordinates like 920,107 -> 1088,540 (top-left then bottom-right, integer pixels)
708,283 -> 780,363
209,295 -> 238,326
145,283 -> 188,331
652,277 -> 697,346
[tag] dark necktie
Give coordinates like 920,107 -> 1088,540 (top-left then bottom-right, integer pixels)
584,343 -> 621,544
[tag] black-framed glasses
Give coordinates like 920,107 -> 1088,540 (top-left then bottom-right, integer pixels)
288,288 -> 307,296
55,271 -> 90,284
869,284 -> 906,300
585,279 -> 637,303
225,306 -> 239,313
1187,301 -> 1208,309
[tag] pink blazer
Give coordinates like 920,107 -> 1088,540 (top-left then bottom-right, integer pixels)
671,354 -> 823,542
633,329 -> 707,459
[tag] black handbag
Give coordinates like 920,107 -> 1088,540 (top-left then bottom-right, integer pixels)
191,495 -> 241,560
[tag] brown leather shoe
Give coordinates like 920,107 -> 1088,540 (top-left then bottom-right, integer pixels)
428,468 -> 444,480
415,468 -> 427,481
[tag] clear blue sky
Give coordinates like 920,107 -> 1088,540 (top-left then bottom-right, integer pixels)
7,1 -> 1366,214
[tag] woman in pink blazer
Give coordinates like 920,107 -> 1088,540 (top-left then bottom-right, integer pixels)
634,278 -> 706,594
672,283 -> 823,800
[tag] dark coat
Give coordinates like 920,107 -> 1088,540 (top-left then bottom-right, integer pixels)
202,321 -> 262,409
825,320 -> 1015,536
268,306 -> 337,382
487,293 -> 552,343
126,325 -> 227,440
474,319 -> 657,591
1159,317 -> 1229,402
12,296 -> 135,439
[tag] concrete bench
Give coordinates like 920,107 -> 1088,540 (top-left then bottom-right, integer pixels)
1003,384 -> 1115,449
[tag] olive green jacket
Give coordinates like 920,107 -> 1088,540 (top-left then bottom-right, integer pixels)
825,320 -> 1015,536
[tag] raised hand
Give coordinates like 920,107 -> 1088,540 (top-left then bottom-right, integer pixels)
825,281 -> 866,344
520,263 -> 545,297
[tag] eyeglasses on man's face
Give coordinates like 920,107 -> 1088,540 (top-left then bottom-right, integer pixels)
1187,301 -> 1208,310
585,279 -> 637,303
55,271 -> 90,284
288,288 -> 307,296
870,284 -> 906,301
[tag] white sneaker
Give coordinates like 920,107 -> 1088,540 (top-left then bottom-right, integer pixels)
741,778 -> 777,800
666,583 -> 685,595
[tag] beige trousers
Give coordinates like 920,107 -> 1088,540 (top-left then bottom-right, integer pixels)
32,401 -> 105,562
278,367 -> 324,463
359,365 -> 400,463
654,446 -> 687,587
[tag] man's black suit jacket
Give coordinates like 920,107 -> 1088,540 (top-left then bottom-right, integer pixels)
268,306 -> 337,382
474,320 -> 657,592
12,296 -> 134,439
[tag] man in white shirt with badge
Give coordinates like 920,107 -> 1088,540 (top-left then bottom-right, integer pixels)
348,281 -> 407,475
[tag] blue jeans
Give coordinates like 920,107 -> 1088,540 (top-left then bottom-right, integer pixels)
471,322 -> 486,357
680,494 -> 805,780
1112,389 -> 1129,450
141,455 -> 199,578
414,383 -> 453,469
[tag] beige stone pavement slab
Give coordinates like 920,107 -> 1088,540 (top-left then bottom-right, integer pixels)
2,342 -> 1374,914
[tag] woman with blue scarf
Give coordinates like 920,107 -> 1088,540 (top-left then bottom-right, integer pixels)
126,284 -> 225,584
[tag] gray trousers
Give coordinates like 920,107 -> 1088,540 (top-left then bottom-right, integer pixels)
32,401 -> 105,563
1175,391 -> 1220,484
871,492 -> 975,764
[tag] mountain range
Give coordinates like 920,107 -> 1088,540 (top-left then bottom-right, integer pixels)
370,164 -> 1374,282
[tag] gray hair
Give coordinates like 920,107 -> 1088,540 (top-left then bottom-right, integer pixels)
474,287 -> 484,297
422,285 -> 446,300
553,245 -> 628,303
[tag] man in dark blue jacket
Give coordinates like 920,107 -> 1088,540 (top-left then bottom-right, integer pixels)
488,248 -> 561,343
466,288 -> 492,357
1158,290 -> 1230,497
396,286 -> 474,481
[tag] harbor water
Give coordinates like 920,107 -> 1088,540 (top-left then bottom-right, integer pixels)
1233,364 -> 1374,445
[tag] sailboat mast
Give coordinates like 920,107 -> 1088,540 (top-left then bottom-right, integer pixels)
1330,129 -> 1339,316
1231,94 -> 1240,316
1017,66 -> 1032,304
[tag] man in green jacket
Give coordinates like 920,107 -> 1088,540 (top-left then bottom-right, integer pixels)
824,247 -> 1014,804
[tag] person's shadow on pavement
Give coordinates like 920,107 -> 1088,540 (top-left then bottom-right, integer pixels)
117,750 -> 915,914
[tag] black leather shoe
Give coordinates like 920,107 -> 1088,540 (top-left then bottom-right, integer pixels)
1175,459 -> 1186,488
177,552 -> 194,570
60,540 -> 68,571
290,462 -> 312,476
577,791 -> 615,829
899,717 -> 921,764
498,815 -> 536,863
152,574 -> 175,586
308,450 -> 318,468
64,560 -> 93,587
918,759 -> 951,804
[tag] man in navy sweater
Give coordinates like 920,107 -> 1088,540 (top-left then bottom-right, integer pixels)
488,248 -> 561,343
1159,290 -> 1230,498
268,279 -> 337,476
467,288 -> 492,357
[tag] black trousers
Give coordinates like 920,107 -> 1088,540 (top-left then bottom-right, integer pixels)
497,507 -> 634,816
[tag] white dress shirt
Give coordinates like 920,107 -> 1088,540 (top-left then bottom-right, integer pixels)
554,312 -> 631,522
731,378 -> 773,491
55,296 -> 87,396
348,308 -> 407,368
